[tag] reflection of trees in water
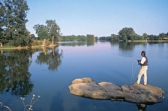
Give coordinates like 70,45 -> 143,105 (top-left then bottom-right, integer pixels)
136,104 -> 147,111
0,50 -> 33,96
36,47 -> 63,70
119,42 -> 146,51
86,42 -> 94,46
110,41 -> 118,46
119,42 -> 135,50
59,41 -> 95,47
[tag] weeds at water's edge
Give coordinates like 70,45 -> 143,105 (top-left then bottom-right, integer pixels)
0,94 -> 40,111
21,94 -> 40,111
0,102 -> 12,111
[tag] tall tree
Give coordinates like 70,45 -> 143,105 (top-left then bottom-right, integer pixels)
0,0 -> 30,46
86,34 -> 95,42
0,2 -> 5,43
142,33 -> 148,40
111,34 -> 119,41
33,20 -> 60,42
46,20 -> 60,43
33,24 -> 49,40
118,27 -> 137,41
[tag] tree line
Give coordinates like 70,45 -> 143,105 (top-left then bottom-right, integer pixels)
0,0 -> 168,47
61,34 -> 95,42
99,27 -> 168,42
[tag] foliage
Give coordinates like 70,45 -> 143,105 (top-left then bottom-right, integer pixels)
61,34 -> 95,42
111,34 -> 119,41
118,27 -> 137,41
86,34 -> 95,42
0,0 -> 31,46
36,48 -> 62,70
33,24 -> 49,40
0,50 -> 33,96
99,27 -> 168,42
33,20 -> 60,42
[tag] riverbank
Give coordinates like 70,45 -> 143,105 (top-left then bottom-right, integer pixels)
0,44 -> 59,50
131,40 -> 168,43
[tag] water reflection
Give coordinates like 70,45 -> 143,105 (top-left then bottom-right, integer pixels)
0,50 -> 33,96
0,47 -> 63,96
136,104 -> 147,111
118,42 -> 146,51
58,41 -> 95,46
36,47 -> 63,70
0,42 -> 167,111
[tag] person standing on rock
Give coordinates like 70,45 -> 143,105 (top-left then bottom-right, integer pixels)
136,51 -> 148,85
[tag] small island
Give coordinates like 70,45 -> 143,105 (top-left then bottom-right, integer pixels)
69,77 -> 164,104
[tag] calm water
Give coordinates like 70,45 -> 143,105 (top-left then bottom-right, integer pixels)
0,41 -> 168,111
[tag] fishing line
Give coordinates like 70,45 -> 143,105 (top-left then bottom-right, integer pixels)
130,57 -> 139,84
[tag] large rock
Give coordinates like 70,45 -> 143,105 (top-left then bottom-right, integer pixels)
69,77 -> 165,104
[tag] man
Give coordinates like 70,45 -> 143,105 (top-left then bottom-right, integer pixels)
136,51 -> 148,85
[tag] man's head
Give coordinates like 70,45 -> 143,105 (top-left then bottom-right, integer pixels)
141,51 -> 146,57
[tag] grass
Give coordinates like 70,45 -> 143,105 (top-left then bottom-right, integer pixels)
0,40 -> 59,50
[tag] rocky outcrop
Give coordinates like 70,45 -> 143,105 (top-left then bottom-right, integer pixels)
69,77 -> 165,104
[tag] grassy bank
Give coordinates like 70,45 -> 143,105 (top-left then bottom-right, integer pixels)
132,40 -> 168,42
0,40 -> 59,50
0,44 -> 59,50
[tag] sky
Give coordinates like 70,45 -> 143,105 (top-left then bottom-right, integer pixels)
26,0 -> 168,37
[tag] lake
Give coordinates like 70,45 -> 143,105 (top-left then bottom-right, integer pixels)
0,41 -> 168,111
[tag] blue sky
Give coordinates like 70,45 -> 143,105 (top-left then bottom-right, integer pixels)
26,0 -> 168,37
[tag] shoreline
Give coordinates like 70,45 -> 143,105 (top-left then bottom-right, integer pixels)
1,40 -> 168,50
131,40 -> 168,43
0,44 -> 59,50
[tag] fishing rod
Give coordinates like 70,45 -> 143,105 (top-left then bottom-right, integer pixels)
130,56 -> 141,84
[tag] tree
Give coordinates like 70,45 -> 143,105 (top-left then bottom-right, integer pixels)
159,33 -> 166,40
33,24 -> 49,40
118,27 -> 137,41
86,34 -> 95,42
0,0 -> 31,46
111,34 -> 119,41
142,33 -> 148,40
33,20 -> 61,42
0,2 -> 5,43
46,20 -> 60,43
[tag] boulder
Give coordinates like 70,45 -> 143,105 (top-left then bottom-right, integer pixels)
69,83 -> 109,99
71,77 -> 95,84
69,77 -> 165,104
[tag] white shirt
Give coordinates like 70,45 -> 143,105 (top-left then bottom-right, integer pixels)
141,57 -> 148,69
141,57 -> 146,64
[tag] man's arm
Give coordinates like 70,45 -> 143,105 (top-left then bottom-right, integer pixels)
141,57 -> 146,64
137,57 -> 146,65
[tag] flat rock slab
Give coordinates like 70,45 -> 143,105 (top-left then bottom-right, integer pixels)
69,77 -> 165,104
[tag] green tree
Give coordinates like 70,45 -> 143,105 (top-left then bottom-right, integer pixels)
33,20 -> 60,42
33,24 -> 49,40
118,27 -> 137,41
142,33 -> 148,40
46,20 -> 60,43
30,34 -> 36,39
111,34 -> 119,41
0,2 -> 5,43
159,33 -> 166,40
0,0 -> 30,46
86,34 -> 95,42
